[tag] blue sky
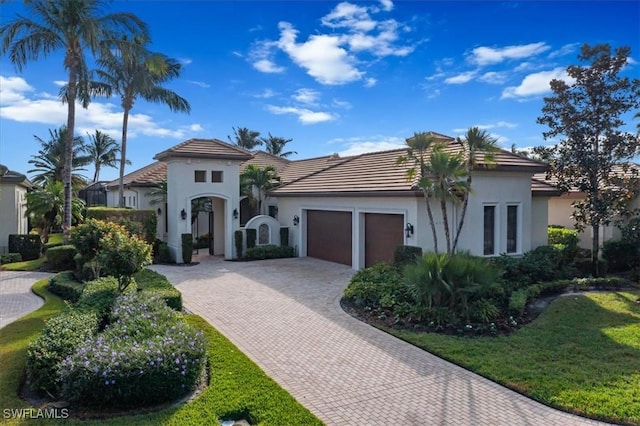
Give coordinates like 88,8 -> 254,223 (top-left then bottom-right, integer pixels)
1,0 -> 638,183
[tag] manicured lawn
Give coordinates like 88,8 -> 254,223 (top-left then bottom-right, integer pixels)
47,233 -> 63,244
1,257 -> 46,271
0,279 -> 321,426
387,292 -> 640,425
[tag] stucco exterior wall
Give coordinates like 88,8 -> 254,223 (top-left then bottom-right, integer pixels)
165,158 -> 242,262
0,183 -> 28,252
531,197 -> 550,249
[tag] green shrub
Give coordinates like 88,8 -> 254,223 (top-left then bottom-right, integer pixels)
96,231 -> 152,292
343,262 -> 403,308
537,280 -> 571,296
48,271 -> 84,302
42,241 -> 64,254
86,207 -> 157,243
571,276 -> 635,291
134,269 -> 182,311
246,228 -> 256,249
548,226 -> 579,246
70,219 -> 128,264
46,244 -> 77,271
158,242 -> 173,263
245,244 -> 294,260
181,233 -> 193,264
76,277 -> 136,322
194,233 -> 210,249
8,234 -> 41,261
234,230 -> 243,258
61,292 -> 206,408
393,245 -> 423,268
493,245 -> 573,289
26,308 -> 99,393
602,239 -> 640,272
508,289 -> 529,317
469,299 -> 500,323
280,227 -> 289,246
0,253 -> 21,264
574,256 -> 608,277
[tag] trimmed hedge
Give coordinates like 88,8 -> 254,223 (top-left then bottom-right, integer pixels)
235,230 -> 243,259
76,277 -> 137,323
280,227 -> 289,247
26,308 -> 99,393
245,244 -> 294,260
86,207 -> 157,243
246,228 -> 257,249
8,234 -> 41,261
48,271 -> 84,303
46,244 -> 77,271
42,241 -> 65,254
394,245 -> 423,267
181,233 -> 193,264
0,253 -> 21,264
602,239 -> 640,272
134,268 -> 182,311
548,226 -> 579,246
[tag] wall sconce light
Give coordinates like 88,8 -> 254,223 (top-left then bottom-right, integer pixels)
233,208 -> 239,219
157,207 -> 162,216
293,215 -> 300,226
405,222 -> 414,238
181,209 -> 187,220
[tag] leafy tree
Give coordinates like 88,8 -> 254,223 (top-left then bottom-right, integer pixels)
240,165 -> 279,215
429,145 -> 470,254
398,132 -> 442,253
96,36 -> 190,208
452,127 -> 499,252
228,127 -> 262,150
25,180 -> 85,244
260,133 -> 297,158
28,126 -> 90,187
85,130 -> 122,183
1,0 -> 148,236
95,229 -> 152,292
536,43 -> 640,276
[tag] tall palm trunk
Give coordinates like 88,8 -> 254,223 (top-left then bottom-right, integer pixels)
93,165 -> 100,183
63,65 -> 78,242
452,175 -> 472,252
423,189 -> 439,254
118,108 -> 131,208
440,190 -> 451,254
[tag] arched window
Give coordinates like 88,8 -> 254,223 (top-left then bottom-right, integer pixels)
258,223 -> 270,245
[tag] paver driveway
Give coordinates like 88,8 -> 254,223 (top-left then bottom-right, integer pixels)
0,271 -> 50,329
151,256 -> 605,426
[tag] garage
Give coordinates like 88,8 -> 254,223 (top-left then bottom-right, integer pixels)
364,213 -> 404,267
307,210 -> 352,266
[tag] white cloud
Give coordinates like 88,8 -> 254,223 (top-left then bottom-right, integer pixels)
469,42 -> 550,66
364,77 -> 377,87
444,71 -> 477,84
1,74 -> 203,140
501,67 -> 573,99
293,88 -> 320,104
187,80 -> 210,88
253,59 -> 285,73
254,88 -> 276,99
321,2 -> 377,32
478,71 -> 507,84
335,136 -> 406,156
332,98 -> 352,109
178,58 -> 193,65
548,43 -> 579,59
427,88 -> 440,99
379,0 -> 394,12
277,22 -> 363,85
265,104 -> 337,124
53,80 -> 66,87
476,121 -> 517,130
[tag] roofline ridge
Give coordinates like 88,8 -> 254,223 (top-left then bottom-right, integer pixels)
270,155 -> 359,192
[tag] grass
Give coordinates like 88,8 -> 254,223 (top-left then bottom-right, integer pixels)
386,292 -> 640,425
47,233 -> 63,245
0,279 -> 321,426
1,257 -> 46,272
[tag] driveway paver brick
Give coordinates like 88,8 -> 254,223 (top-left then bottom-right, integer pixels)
151,256 -> 609,426
0,271 -> 51,329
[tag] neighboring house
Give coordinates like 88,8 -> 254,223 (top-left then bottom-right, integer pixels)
0,164 -> 32,253
535,163 -> 640,249
106,133 -> 561,268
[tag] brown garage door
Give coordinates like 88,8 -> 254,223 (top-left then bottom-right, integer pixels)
365,213 -> 404,267
307,210 -> 352,266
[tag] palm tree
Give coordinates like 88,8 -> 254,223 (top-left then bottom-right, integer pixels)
146,179 -> 167,206
228,127 -> 262,150
96,36 -> 190,208
86,130 -> 121,183
28,126 -> 90,188
451,127 -> 499,253
1,0 -> 148,237
25,180 -> 85,244
397,132 -> 441,253
260,133 -> 296,158
240,165 -> 279,215
428,145 -> 470,254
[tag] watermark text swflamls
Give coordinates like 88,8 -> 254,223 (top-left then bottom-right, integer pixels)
3,408 -> 70,419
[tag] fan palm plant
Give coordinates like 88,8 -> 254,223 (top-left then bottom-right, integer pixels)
229,127 -> 262,150
95,36 -> 190,208
260,133 -> 296,158
1,0 -> 148,235
85,130 -> 122,183
240,165 -> 279,215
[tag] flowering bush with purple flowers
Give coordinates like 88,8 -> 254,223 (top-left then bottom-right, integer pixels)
60,292 -> 206,408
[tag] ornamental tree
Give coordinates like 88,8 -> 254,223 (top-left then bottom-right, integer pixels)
535,43 -> 640,276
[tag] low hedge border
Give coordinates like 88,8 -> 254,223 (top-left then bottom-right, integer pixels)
48,271 -> 84,303
245,245 -> 294,260
134,269 -> 182,311
0,253 -> 22,264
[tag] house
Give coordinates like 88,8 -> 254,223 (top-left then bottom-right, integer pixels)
106,133 -> 561,268
0,164 -> 32,253
534,163 -> 640,249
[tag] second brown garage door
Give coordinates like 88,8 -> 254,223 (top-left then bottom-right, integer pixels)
307,210 -> 352,266
365,213 -> 404,267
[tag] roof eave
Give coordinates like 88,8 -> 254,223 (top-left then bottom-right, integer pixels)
270,190 -> 423,197
154,152 -> 253,161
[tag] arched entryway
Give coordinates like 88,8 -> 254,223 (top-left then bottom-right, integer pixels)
189,195 -> 227,256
